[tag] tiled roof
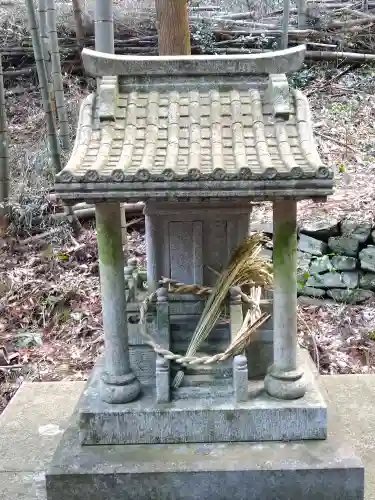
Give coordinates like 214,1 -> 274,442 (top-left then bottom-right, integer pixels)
55,48 -> 334,202
58,89 -> 332,180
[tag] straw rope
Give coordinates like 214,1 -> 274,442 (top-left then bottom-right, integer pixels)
138,281 -> 271,367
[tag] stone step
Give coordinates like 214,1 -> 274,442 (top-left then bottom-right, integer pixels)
176,371 -> 232,386
172,383 -> 234,401
171,362 -> 233,387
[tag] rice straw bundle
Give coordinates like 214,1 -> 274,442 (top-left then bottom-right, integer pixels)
172,233 -> 273,388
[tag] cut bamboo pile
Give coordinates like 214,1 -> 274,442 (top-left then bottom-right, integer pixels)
2,0 -> 375,78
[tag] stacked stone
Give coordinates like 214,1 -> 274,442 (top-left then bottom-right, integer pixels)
296,218 -> 375,303
256,217 -> 375,304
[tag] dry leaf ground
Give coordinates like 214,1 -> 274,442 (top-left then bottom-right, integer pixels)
1,63 -> 375,413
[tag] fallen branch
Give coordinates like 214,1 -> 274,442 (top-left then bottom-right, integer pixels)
306,49 -> 375,62
18,226 -> 65,245
305,63 -> 357,97
314,130 -> 359,153
3,67 -> 36,77
51,203 -> 145,222
46,195 -> 145,214
328,14 -> 375,26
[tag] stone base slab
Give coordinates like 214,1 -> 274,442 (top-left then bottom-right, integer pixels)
46,418 -> 364,500
78,349 -> 327,445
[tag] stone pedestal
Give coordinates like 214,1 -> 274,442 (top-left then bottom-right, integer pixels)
46,351 -> 364,500
77,349 -> 327,445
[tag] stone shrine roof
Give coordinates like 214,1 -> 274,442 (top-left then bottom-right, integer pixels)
55,47 -> 334,202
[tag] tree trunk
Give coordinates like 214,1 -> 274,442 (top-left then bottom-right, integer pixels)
155,0 -> 191,55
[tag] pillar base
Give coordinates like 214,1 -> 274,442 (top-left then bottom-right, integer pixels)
100,370 -> 141,404
78,349 -> 325,445
264,365 -> 307,400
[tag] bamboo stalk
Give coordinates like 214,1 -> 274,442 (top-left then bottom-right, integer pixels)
25,0 -> 81,234
25,0 -> 61,173
0,54 -> 9,236
95,0 -> 114,53
281,0 -> 291,49
71,0 -> 84,52
3,67 -> 36,77
38,0 -> 52,82
328,14 -> 375,26
47,0 -> 70,151
298,0 -> 307,28
306,49 -> 375,61
38,0 -> 56,125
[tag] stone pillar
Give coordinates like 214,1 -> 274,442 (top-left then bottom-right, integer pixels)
120,206 -> 128,257
145,208 -> 160,293
95,202 -> 141,404
155,286 -> 171,403
264,200 -> 306,400
230,287 -> 248,403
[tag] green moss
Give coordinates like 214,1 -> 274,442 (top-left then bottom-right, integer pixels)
96,205 -> 123,267
273,220 -> 297,281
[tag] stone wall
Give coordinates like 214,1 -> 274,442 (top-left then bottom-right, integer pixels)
256,217 -> 375,304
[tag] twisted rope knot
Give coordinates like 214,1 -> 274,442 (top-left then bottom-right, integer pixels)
138,279 -> 270,368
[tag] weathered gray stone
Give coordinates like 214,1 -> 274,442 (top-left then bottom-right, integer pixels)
77,352 -> 327,445
83,45 -> 306,79
46,400 -> 364,500
265,73 -> 291,119
328,236 -> 359,257
260,247 -> 272,261
359,246 -> 375,272
55,47 -> 334,203
309,255 -> 333,274
298,251 -> 312,267
265,201 -> 306,401
372,229 -> 375,243
250,222 -> 273,235
327,288 -> 374,304
297,252 -> 312,284
331,255 -> 357,271
298,296 -> 333,306
306,271 -> 359,289
233,355 -> 248,403
95,203 -> 141,404
299,217 -> 340,242
298,234 -> 327,256
145,201 -> 249,289
297,284 -> 326,298
359,272 -> 375,291
341,218 -> 372,243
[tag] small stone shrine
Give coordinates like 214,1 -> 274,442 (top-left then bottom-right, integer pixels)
46,45 -> 364,499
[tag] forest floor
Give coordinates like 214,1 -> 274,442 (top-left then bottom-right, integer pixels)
1,60 -> 375,413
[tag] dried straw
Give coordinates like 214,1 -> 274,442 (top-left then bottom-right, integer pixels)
172,233 -> 273,388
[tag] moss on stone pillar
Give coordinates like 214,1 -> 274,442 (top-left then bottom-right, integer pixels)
95,202 -> 141,404
264,199 -> 306,400
96,204 -> 124,267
